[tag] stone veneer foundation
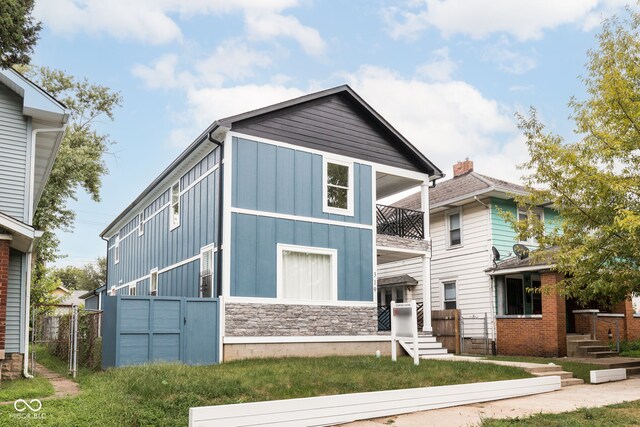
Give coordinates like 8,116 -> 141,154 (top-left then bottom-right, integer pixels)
0,353 -> 23,380
225,303 -> 378,336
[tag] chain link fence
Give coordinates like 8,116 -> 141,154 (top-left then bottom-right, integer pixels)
31,305 -> 102,376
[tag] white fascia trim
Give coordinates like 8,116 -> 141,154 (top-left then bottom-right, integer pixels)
227,131 -> 432,183
486,265 -> 555,276
231,207 -> 373,230
597,313 -> 625,318
224,335 -> 391,344
225,296 -> 376,307
222,132 -> 233,299
376,245 -> 428,255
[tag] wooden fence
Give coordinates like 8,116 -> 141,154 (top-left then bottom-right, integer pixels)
431,309 -> 460,354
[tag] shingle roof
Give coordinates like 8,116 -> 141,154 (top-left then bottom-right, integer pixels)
394,171 -> 526,210
486,247 -> 559,273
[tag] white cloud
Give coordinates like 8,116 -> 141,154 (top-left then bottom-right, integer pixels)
195,39 -> 274,85
244,12 -> 327,56
35,0 -> 183,44
383,0 -> 618,42
34,0 -> 326,54
416,47 -> 457,81
132,54 -> 192,89
341,65 -> 526,182
483,38 -> 537,75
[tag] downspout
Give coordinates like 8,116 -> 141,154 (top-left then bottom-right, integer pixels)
207,129 -> 224,299
23,126 -> 67,378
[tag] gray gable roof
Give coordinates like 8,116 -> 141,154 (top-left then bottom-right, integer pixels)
394,171 -> 527,211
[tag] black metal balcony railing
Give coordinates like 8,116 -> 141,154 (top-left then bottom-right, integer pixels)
377,302 -> 424,331
376,204 -> 424,240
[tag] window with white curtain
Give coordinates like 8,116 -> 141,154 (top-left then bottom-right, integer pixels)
277,244 -> 337,301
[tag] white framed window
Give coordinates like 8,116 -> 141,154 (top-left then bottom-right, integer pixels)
114,235 -> 120,264
170,181 -> 180,230
149,268 -> 158,296
277,244 -> 338,301
200,246 -> 214,298
518,208 -> 543,245
129,284 -> 137,296
443,281 -> 456,309
445,208 -> 462,248
323,158 -> 354,216
138,212 -> 144,236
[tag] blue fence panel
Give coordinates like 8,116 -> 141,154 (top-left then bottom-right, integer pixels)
102,295 -> 219,369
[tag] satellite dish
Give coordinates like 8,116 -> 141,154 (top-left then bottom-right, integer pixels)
513,244 -> 530,260
491,246 -> 500,261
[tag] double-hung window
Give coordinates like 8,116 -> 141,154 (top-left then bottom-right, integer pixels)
277,244 -> 337,301
149,269 -> 158,296
200,247 -> 213,298
323,158 -> 353,216
114,235 -> 120,264
443,281 -> 456,309
518,209 -> 542,245
170,181 -> 180,230
446,208 -> 462,248
138,212 -> 144,236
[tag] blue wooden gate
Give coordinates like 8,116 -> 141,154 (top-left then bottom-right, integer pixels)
102,296 -> 219,368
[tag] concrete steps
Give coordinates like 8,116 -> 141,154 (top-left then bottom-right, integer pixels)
524,364 -> 584,387
567,334 -> 618,358
399,336 -> 451,359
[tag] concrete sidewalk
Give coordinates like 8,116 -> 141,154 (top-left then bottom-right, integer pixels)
346,377 -> 640,427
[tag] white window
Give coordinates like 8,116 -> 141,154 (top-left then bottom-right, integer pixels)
138,212 -> 144,236
129,284 -> 136,296
277,244 -> 337,301
323,158 -> 354,216
114,235 -> 120,264
443,281 -> 456,309
200,247 -> 214,298
518,208 -> 543,245
149,269 -> 158,296
170,181 -> 180,230
446,208 -> 462,248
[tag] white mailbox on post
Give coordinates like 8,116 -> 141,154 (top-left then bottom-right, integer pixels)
390,300 -> 419,366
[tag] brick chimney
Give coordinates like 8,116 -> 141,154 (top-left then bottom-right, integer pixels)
453,158 -> 473,177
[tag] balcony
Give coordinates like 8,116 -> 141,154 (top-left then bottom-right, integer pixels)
376,204 -> 424,240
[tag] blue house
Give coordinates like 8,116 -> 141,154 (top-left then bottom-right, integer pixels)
100,86 -> 445,364
0,69 -> 68,379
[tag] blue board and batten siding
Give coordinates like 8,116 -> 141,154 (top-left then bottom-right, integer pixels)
231,137 -> 374,302
106,148 -> 220,296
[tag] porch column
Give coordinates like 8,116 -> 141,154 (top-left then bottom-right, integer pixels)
421,181 -> 432,334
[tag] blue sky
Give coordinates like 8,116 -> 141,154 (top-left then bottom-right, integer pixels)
29,0 -> 631,267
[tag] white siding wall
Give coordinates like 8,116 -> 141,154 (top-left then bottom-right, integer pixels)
377,257 -> 424,304
430,201 -> 495,339
0,84 -> 28,221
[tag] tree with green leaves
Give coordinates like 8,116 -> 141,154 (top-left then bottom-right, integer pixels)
51,257 -> 107,291
511,8 -> 640,306
21,67 -> 121,302
0,0 -> 41,68
26,67 -> 122,266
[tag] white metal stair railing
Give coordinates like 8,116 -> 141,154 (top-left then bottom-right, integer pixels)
398,336 -> 451,359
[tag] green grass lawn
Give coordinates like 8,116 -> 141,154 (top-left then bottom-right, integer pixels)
481,400 -> 640,426
486,356 -> 604,383
0,356 -> 533,426
0,376 -> 54,402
